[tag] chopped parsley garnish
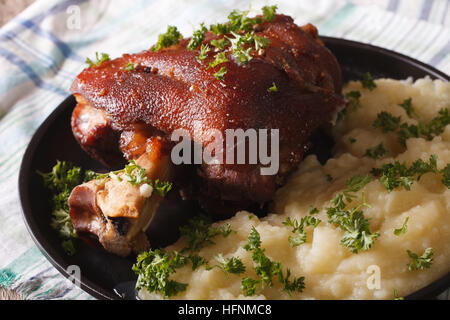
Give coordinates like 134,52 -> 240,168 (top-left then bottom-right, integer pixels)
407,248 -> 433,271
326,174 -> 333,182
213,66 -> 227,80
337,90 -> 361,121
151,25 -> 182,52
399,98 -> 418,118
242,226 -> 305,296
394,289 -> 404,300
210,38 -> 229,51
133,249 -> 188,298
325,175 -> 379,253
38,161 -> 94,255
370,155 -> 448,193
364,142 -> 388,159
207,51 -> 228,69
394,217 -> 409,236
373,111 -> 401,133
362,72 -> 376,90
214,254 -> 246,275
85,52 -> 110,67
125,62 -> 140,71
187,23 -> 207,50
179,214 -> 235,253
268,82 -> 278,92
283,216 -> 321,247
90,160 -> 173,196
262,5 -> 278,21
197,44 -> 211,60
349,137 -> 357,143
373,108 -> 450,146
309,206 -> 319,215
190,7 -> 273,80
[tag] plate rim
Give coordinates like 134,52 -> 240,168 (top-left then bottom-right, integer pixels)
18,36 -> 450,300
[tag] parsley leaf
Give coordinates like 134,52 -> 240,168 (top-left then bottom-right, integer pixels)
85,52 -> 110,67
214,254 -> 246,275
394,217 -> 409,236
213,66 -> 227,80
268,82 -> 278,92
133,249 -> 188,298
37,160 -> 88,255
325,175 -> 379,253
364,142 -> 388,159
373,111 -> 401,133
180,215 -> 235,253
197,44 -> 211,60
262,5 -> 277,21
407,248 -> 433,271
151,25 -> 182,52
399,98 -> 418,118
370,155 -> 443,193
362,72 -> 376,90
283,216 -> 321,247
187,23 -> 207,50
242,226 -> 305,296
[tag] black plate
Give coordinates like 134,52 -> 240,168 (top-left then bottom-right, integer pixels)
19,37 -> 450,300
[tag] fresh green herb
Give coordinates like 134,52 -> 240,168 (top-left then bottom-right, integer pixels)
345,90 -> 361,109
268,82 -> 278,92
253,34 -> 271,51
283,216 -> 321,247
364,142 -> 387,159
210,38 -> 229,51
309,206 -> 319,215
85,52 -> 110,67
362,72 -> 376,91
125,62 -> 139,71
337,91 -> 361,121
370,155 -> 443,193
325,175 -> 379,253
37,161 -> 90,255
213,66 -> 227,80
242,227 -> 305,296
188,253 -> 208,271
187,23 -> 207,50
407,248 -> 433,271
373,109 -> 450,146
89,160 -> 172,196
262,5 -> 277,21
399,98 -> 418,118
180,215 -> 235,253
198,44 -> 211,60
207,51 -> 228,69
133,249 -> 188,298
373,111 -> 401,133
349,137 -> 357,144
394,289 -> 404,300
394,217 -> 409,236
326,174 -> 333,182
209,23 -> 230,35
151,25 -> 182,52
214,254 -> 246,275
441,164 -> 450,188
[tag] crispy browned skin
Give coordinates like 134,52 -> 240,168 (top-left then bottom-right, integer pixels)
70,14 -> 344,215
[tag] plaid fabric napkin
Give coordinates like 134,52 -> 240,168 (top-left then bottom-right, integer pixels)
0,0 -> 448,300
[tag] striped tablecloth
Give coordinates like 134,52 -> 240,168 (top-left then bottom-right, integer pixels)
0,0 -> 448,300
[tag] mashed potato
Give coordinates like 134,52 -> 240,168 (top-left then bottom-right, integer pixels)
139,77 -> 450,300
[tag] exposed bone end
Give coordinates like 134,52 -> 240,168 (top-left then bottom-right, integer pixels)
68,139 -> 171,257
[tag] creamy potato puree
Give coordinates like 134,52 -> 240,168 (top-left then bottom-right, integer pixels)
140,78 -> 450,300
